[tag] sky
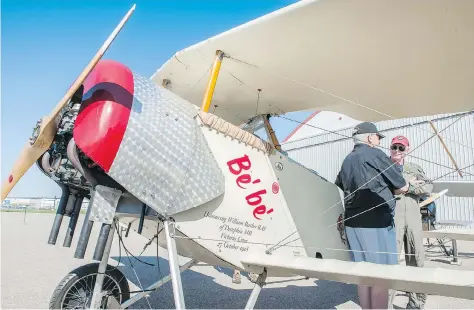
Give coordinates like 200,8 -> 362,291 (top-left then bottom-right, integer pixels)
1,0 -> 313,198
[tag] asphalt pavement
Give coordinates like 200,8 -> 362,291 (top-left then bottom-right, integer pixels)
1,212 -> 473,309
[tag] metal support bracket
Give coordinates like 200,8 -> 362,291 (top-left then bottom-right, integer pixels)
89,185 -> 122,224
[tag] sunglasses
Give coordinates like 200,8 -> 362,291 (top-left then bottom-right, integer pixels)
390,144 -> 406,152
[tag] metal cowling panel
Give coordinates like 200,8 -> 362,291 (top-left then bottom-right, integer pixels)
108,72 -> 225,216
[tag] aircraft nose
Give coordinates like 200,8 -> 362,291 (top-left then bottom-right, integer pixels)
73,60 -> 134,173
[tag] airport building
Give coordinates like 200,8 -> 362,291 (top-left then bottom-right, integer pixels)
281,110 -> 474,229
1,197 -> 89,211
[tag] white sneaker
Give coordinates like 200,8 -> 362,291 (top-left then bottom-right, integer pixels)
248,273 -> 259,283
232,271 -> 241,284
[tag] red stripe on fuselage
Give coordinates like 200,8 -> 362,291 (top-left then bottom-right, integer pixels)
73,60 -> 134,173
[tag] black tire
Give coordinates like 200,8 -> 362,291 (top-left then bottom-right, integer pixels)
49,263 -> 130,309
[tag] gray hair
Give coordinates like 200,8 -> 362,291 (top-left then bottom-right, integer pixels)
353,133 -> 371,145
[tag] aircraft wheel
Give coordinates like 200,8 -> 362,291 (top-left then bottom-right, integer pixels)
49,263 -> 130,309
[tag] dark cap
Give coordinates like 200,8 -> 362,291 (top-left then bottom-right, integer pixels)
352,122 -> 385,138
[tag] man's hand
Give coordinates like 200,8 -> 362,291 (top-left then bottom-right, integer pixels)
394,182 -> 410,195
394,177 -> 416,195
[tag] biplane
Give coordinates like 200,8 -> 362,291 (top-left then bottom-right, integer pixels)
2,0 -> 474,309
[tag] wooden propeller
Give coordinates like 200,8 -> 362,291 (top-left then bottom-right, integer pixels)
419,189 -> 449,208
1,4 -> 136,202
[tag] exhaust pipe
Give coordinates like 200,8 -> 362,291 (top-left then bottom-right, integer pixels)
67,138 -> 85,176
41,152 -> 62,176
48,184 -> 70,245
93,223 -> 112,261
63,194 -> 85,247
74,199 -> 94,259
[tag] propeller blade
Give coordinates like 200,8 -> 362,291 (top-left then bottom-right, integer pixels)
419,189 -> 449,208
1,141 -> 52,201
50,3 -> 136,121
1,4 -> 136,202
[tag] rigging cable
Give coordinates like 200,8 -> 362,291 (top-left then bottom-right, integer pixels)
172,162 -> 474,258
280,161 -> 474,253
224,54 -> 474,152
204,52 -> 474,178
114,221 -> 155,267
277,114 -> 474,178
320,110 -> 472,216
114,221 -> 153,308
175,50 -> 473,255
172,234 -> 474,259
266,112 -> 474,251
330,162 -> 474,228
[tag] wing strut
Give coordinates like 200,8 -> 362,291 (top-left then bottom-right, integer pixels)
201,50 -> 225,112
263,115 -> 282,151
429,121 -> 463,178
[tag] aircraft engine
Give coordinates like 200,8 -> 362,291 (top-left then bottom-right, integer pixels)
36,85 -> 93,248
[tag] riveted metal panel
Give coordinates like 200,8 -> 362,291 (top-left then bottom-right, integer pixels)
108,72 -> 225,216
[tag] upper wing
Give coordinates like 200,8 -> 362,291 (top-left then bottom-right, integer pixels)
151,0 -> 474,125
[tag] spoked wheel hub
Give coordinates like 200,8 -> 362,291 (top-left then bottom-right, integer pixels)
49,263 -> 130,309
61,274 -> 120,308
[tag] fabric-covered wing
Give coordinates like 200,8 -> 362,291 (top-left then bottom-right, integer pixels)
152,0 -> 474,126
242,255 -> 474,300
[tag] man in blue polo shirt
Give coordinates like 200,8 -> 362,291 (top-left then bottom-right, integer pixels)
335,122 -> 409,309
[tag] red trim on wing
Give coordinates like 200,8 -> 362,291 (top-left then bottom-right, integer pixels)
73,60 -> 134,173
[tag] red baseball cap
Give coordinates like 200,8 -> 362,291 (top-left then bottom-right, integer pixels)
391,135 -> 409,147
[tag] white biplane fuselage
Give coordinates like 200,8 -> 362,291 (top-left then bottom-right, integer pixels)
73,60 -> 350,277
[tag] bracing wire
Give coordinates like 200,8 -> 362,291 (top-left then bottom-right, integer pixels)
330,162 -> 474,228
169,50 -> 473,259
272,161 -> 474,254
201,52 -> 474,178
113,221 -> 153,308
266,111 -> 473,253
319,110 -> 472,217
204,53 -> 474,179
109,220 -> 168,302
115,222 -> 155,267
225,54 -> 474,152
192,52 -> 474,254
277,114 -> 474,178
171,164 -> 474,258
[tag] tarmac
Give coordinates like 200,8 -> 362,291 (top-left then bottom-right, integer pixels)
1,212 -> 473,309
